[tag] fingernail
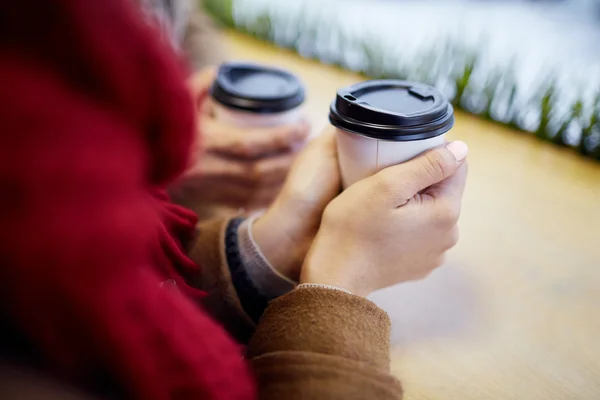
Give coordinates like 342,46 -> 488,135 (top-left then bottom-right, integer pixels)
445,141 -> 469,161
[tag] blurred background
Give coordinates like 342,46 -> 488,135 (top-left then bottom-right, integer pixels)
201,1 -> 600,399
206,0 -> 600,159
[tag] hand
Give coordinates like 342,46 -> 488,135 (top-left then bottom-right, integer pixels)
301,141 -> 469,297
252,128 -> 341,281
173,67 -> 310,210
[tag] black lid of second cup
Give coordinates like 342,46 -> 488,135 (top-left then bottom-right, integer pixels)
329,80 -> 454,141
211,62 -> 305,114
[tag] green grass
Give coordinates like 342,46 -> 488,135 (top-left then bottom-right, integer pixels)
204,0 -> 600,160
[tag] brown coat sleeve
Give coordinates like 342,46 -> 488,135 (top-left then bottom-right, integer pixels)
248,288 -> 404,399
187,217 -> 403,399
187,217 -> 256,343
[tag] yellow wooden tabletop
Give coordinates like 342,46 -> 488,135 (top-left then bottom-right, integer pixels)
225,31 -> 600,400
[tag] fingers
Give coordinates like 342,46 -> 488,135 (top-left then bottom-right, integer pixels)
371,141 -> 468,206
188,66 -> 218,96
188,67 -> 218,113
426,161 -> 468,201
185,151 -> 294,188
292,126 -> 337,164
199,97 -> 216,118
277,125 -> 342,210
307,126 -> 337,153
204,118 -> 310,159
181,177 -> 276,209
179,163 -> 283,209
424,162 -> 468,229
241,153 -> 296,187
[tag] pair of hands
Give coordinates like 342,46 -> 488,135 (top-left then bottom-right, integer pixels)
180,67 -> 468,296
254,130 -> 469,297
174,68 -> 310,211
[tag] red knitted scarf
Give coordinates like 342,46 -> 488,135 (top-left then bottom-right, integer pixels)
0,1 -> 255,398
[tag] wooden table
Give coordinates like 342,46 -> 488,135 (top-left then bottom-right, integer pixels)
225,31 -> 600,400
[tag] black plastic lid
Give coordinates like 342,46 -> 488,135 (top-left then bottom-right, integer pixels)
210,62 -> 305,114
329,80 -> 454,141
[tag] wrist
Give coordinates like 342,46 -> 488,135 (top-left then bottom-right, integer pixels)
299,237 -> 371,297
252,202 -> 308,281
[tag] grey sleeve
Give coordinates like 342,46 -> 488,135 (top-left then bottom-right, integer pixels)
237,214 -> 298,299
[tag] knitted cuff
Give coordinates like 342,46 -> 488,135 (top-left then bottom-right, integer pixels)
237,213 -> 297,299
296,283 -> 352,295
224,218 -> 269,323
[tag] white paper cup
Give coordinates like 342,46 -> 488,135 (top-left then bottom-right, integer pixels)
335,128 -> 447,189
330,80 -> 455,189
213,102 -> 304,128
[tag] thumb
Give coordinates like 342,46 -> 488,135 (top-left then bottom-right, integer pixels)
188,66 -> 218,111
304,126 -> 336,154
279,127 -> 341,211
188,66 -> 218,95
286,127 -> 338,182
373,141 -> 468,203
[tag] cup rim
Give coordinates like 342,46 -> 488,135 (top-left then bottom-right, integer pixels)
329,80 -> 454,141
210,62 -> 305,114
